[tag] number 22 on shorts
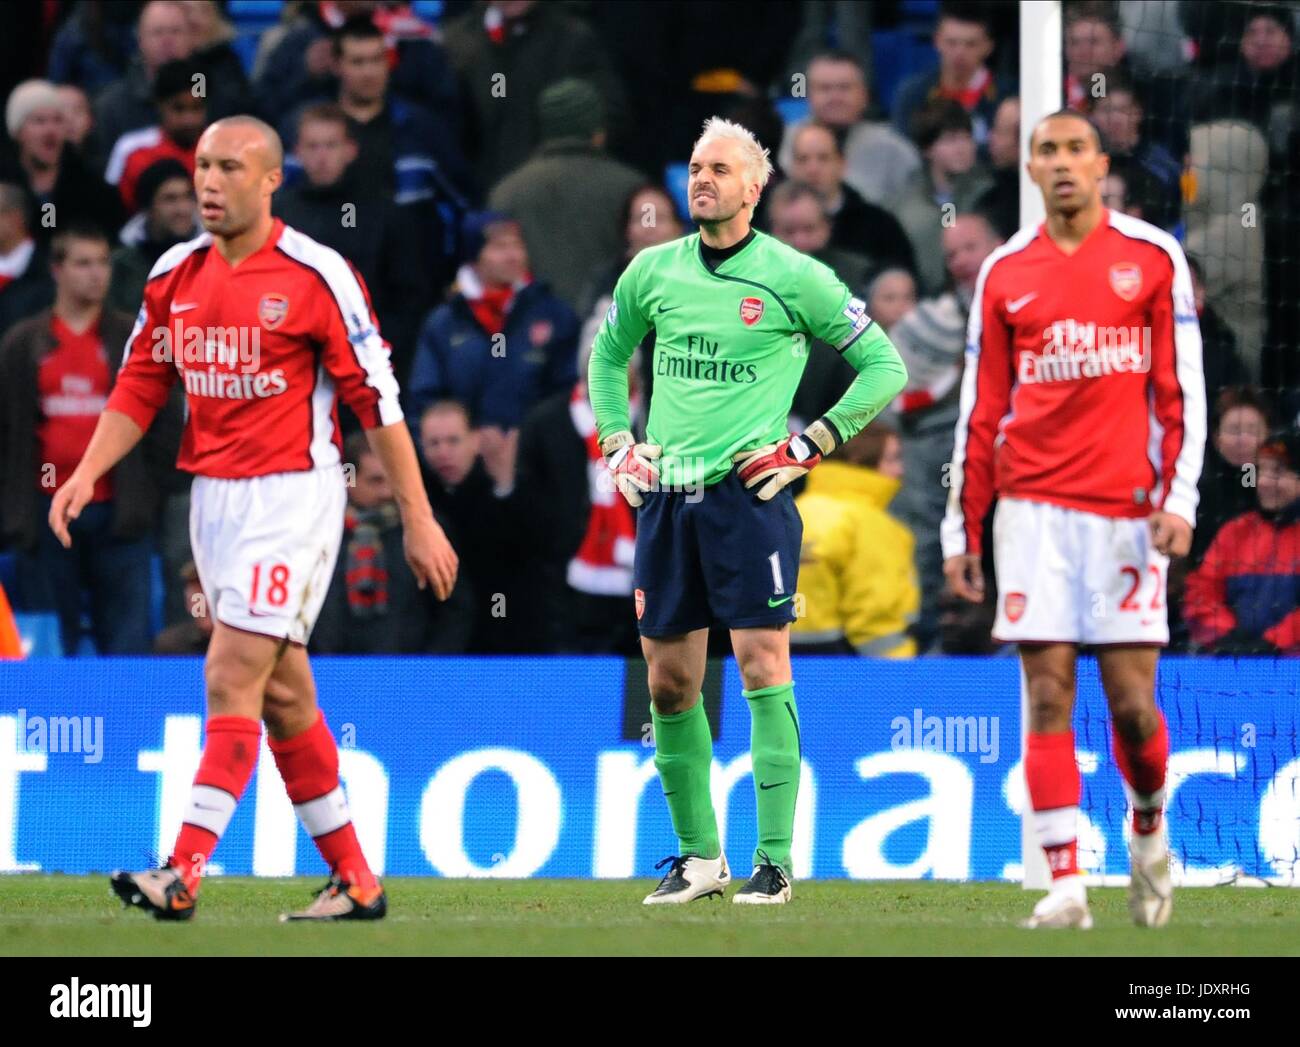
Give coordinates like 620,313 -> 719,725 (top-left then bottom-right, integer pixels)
249,562 -> 292,614
1119,564 -> 1163,612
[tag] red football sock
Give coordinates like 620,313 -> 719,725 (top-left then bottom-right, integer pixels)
1025,730 -> 1082,880
269,711 -> 377,891
1113,713 -> 1169,835
170,716 -> 262,894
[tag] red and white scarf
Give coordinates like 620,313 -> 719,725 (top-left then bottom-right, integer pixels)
567,384 -> 636,596
938,66 -> 993,111
456,262 -> 530,337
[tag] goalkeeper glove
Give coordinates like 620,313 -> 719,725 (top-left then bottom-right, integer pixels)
601,430 -> 661,507
734,419 -> 839,500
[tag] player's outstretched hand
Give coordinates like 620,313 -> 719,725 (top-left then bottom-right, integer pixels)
943,554 -> 985,604
404,512 -> 459,600
1148,511 -> 1192,557
48,472 -> 96,549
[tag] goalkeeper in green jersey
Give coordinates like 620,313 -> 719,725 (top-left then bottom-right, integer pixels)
588,117 -> 908,904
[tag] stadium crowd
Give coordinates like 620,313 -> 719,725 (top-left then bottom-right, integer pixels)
1,0 -> 1299,658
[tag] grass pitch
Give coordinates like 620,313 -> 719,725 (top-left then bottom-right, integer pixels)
1,876 -> 1297,956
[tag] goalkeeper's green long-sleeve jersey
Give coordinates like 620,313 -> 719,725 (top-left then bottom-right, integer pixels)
588,229 -> 909,488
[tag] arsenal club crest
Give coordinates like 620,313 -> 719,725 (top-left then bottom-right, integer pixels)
739,296 -> 764,326
529,320 -> 553,346
1004,591 -> 1027,623
258,293 -> 289,330
634,588 -> 646,620
1109,264 -> 1142,302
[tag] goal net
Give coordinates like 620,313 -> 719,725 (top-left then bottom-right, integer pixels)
1020,0 -> 1300,887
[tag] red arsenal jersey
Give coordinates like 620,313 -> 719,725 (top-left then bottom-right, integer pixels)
941,209 -> 1206,558
39,315 -> 113,501
106,219 -> 403,479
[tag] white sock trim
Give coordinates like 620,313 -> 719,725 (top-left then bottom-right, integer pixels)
1033,805 -> 1079,848
183,784 -> 238,837
294,785 -> 351,838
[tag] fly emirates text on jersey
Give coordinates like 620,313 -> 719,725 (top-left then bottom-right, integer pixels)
1019,319 -> 1152,384
148,320 -> 288,400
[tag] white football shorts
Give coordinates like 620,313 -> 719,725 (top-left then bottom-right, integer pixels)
189,466 -> 346,644
991,496 -> 1169,646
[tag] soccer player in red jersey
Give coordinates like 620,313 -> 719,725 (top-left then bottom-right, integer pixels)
49,116 -> 458,921
942,111 -> 1206,928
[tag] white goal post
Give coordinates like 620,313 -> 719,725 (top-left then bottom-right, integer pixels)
1018,0 -> 1062,891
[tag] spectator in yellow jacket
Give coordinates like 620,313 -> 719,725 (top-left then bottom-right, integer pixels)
791,420 -> 919,657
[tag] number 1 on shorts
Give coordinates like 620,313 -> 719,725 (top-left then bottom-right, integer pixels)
769,551 -> 785,595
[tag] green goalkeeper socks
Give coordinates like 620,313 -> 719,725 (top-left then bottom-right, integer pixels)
651,698 -> 721,860
745,681 -> 801,875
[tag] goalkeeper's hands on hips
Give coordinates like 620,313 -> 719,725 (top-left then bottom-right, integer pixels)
602,430 -> 662,507
734,418 -> 839,501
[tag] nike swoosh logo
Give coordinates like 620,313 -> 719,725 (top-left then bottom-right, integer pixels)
767,596 -> 793,607
193,803 -> 221,811
170,302 -> 199,314
759,781 -> 789,791
663,791 -> 677,796
1005,292 -> 1037,314
657,304 -> 681,313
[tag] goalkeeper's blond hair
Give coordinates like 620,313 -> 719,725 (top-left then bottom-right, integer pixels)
693,117 -> 774,204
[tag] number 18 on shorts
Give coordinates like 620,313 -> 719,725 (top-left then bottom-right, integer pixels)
189,467 -> 347,645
